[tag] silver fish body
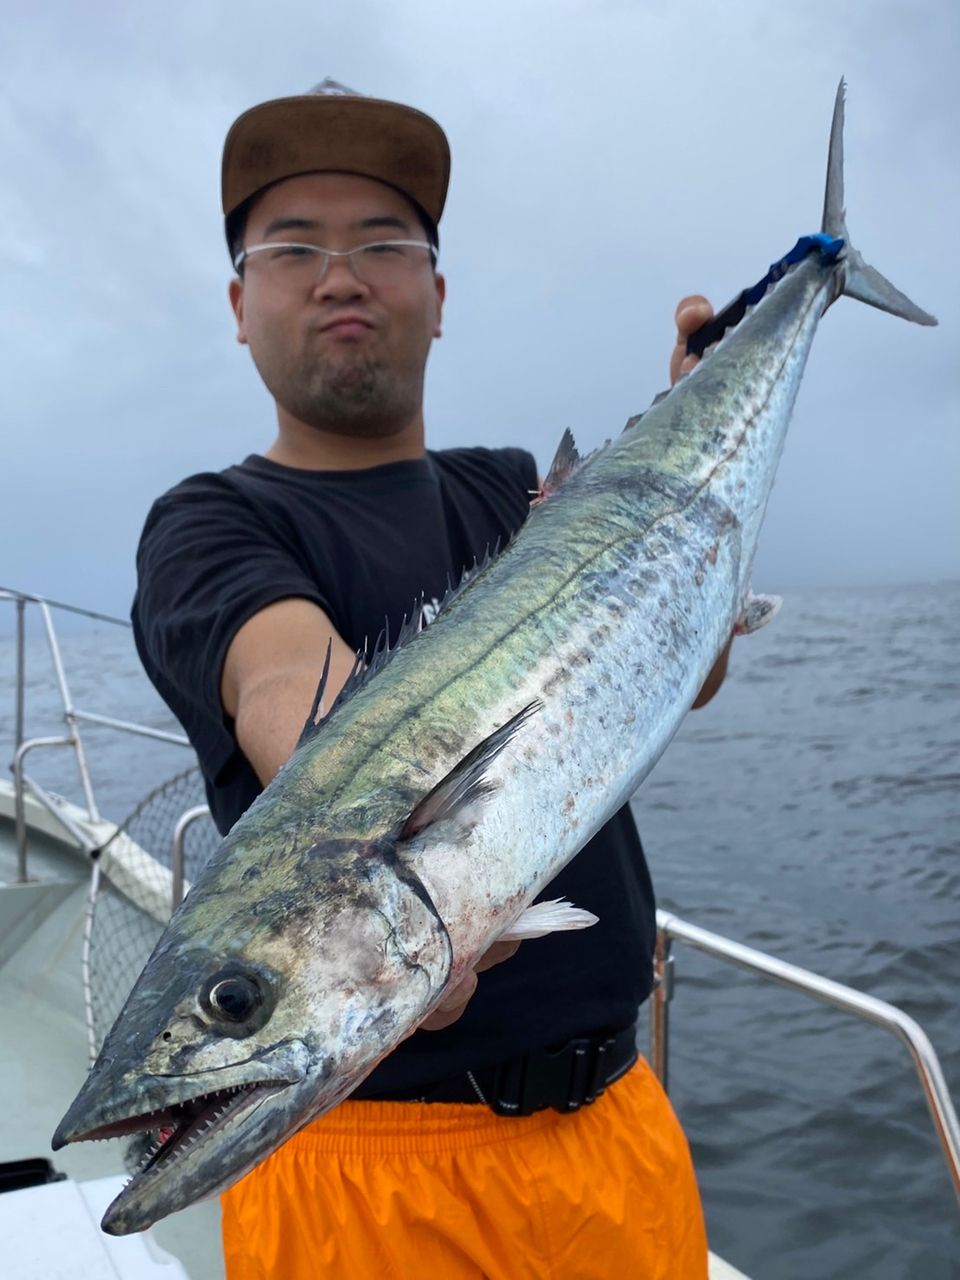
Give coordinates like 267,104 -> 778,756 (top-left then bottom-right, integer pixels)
53,83 -> 936,1234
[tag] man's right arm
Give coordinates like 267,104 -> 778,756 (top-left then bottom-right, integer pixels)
220,597 -> 358,787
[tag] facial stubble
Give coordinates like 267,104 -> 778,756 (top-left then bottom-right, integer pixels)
263,341 -> 425,440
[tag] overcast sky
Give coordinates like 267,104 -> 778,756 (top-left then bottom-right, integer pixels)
2,0 -> 957,617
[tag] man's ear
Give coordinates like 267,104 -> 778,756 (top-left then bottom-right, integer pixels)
229,277 -> 248,346
433,272 -> 446,338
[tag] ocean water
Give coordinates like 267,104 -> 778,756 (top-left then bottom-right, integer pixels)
2,582 -> 958,1278
637,582 -> 960,1278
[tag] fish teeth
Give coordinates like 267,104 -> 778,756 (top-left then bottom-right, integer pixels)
126,1083 -> 256,1178
133,1138 -> 163,1175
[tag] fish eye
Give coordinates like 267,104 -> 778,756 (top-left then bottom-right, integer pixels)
199,965 -> 272,1035
208,975 -> 262,1022
199,957 -> 277,1034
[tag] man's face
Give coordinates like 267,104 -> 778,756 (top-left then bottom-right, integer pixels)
229,172 -> 445,439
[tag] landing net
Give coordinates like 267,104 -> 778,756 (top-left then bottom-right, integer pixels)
82,766 -> 220,1064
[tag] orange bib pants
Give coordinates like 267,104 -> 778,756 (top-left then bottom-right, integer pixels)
220,1057 -> 707,1279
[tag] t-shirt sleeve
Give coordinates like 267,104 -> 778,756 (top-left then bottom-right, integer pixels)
132,473 -> 330,783
499,446 -> 539,495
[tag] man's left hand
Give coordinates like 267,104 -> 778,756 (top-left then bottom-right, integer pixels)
420,940 -> 520,1032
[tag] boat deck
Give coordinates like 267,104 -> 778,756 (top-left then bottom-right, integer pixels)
0,799 -> 225,1280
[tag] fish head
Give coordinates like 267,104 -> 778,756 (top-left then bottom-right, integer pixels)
52,834 -> 452,1234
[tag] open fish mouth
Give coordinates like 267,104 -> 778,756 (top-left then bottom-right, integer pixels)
70,1080 -> 282,1167
55,1071 -> 300,1234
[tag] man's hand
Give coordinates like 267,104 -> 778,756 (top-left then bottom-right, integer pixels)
669,295 -> 714,385
419,939 -> 520,1032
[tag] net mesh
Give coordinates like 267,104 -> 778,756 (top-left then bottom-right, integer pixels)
84,766 -> 220,1063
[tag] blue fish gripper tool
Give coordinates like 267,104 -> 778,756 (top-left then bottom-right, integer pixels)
685,233 -> 845,358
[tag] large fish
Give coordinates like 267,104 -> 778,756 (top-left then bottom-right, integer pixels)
54,82 -> 936,1234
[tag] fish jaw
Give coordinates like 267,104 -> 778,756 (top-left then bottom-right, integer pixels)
52,842 -> 453,1233
55,1041 -> 312,1234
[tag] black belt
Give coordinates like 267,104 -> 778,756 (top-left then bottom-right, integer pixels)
365,1024 -> 639,1117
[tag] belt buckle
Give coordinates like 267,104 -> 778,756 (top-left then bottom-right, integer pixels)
575,1033 -> 618,1111
489,1034 -> 618,1117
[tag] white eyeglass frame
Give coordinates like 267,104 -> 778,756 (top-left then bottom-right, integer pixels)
233,239 -> 437,275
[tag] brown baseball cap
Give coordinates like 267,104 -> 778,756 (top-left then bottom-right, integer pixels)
221,79 -> 450,239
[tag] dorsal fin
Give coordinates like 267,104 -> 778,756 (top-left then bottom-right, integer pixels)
530,428 -> 610,508
296,544 -> 515,748
331,609 -> 423,714
431,537 -> 502,620
411,535 -> 507,636
399,701 -> 541,841
296,609 -> 423,748
297,640 -> 334,747
544,428 -> 582,491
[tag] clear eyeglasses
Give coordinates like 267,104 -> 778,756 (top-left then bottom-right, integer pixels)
233,240 -> 437,287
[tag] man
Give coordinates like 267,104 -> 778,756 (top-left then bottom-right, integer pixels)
133,81 -> 723,1279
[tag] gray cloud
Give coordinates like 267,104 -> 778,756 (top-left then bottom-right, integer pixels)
2,0 -> 957,614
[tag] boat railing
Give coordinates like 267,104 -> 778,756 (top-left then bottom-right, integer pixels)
1,587 -> 191,882
650,910 -> 960,1206
170,804 -> 212,910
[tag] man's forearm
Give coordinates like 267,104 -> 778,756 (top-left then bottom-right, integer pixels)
235,666 -> 334,786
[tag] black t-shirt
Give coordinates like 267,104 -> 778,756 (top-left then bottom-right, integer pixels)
133,446 -> 657,1095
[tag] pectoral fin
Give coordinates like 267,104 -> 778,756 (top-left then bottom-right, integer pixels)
399,702 -> 542,841
499,898 -> 599,941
